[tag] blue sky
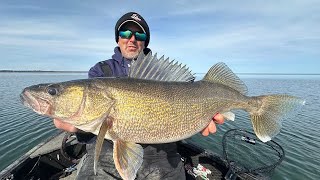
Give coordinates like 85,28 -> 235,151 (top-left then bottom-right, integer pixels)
0,0 -> 319,74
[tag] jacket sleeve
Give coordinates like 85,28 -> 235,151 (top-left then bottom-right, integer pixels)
75,130 -> 96,143
88,62 -> 105,78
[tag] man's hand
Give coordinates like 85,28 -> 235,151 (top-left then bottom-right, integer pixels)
201,113 -> 224,136
53,119 -> 78,133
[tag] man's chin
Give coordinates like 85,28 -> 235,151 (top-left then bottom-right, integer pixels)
123,51 -> 140,60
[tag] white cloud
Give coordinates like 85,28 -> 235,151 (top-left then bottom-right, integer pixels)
0,0 -> 319,73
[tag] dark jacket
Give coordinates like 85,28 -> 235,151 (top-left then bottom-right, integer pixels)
88,47 -> 151,78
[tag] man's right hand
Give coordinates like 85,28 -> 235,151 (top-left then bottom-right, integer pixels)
53,119 -> 78,133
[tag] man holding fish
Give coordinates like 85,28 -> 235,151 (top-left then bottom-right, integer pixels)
21,11 -> 303,180
53,12 -> 224,179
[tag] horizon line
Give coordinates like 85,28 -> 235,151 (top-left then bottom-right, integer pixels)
0,70 -> 88,73
1,70 -> 320,75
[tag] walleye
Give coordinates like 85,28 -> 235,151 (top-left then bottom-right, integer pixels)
20,52 -> 304,180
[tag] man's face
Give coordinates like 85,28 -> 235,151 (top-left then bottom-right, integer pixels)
118,23 -> 146,60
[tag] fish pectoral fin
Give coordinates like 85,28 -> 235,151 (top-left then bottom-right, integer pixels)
113,140 -> 143,180
221,111 -> 235,121
94,101 -> 115,175
94,116 -> 113,175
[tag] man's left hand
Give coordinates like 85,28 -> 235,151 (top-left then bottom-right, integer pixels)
201,113 -> 224,136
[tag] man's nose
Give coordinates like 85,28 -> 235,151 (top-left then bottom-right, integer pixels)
129,34 -> 136,42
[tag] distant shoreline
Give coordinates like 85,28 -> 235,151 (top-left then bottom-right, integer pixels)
195,73 -> 320,75
1,70 -> 319,75
0,70 -> 87,73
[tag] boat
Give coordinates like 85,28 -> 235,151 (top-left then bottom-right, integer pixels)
0,129 -> 284,180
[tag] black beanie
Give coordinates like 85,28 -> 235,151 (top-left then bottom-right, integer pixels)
115,12 -> 150,47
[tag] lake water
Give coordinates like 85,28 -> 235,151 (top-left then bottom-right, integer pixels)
0,73 -> 319,179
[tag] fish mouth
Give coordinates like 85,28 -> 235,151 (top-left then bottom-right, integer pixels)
20,90 -> 51,115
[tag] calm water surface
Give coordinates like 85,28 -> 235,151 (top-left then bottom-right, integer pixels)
0,73 -> 319,180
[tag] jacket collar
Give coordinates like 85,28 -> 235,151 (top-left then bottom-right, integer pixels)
112,47 -> 125,63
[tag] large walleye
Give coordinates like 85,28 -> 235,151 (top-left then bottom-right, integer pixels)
20,52 -> 304,180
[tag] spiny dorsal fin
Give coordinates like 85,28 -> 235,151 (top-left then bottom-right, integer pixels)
129,52 -> 195,82
203,62 -> 248,95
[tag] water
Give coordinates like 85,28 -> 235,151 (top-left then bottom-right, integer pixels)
0,73 -> 319,179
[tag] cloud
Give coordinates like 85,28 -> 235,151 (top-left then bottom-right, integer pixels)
0,0 -> 319,73
0,18 -> 116,71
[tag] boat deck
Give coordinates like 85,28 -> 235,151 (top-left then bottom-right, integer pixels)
0,131 -> 266,180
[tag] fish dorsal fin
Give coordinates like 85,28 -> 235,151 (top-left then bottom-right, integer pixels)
203,62 -> 248,95
129,52 -> 195,82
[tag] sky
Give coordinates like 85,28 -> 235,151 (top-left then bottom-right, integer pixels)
0,0 -> 319,74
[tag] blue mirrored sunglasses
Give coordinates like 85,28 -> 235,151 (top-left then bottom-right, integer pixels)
119,30 -> 147,41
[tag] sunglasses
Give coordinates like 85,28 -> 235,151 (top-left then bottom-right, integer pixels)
119,30 -> 147,41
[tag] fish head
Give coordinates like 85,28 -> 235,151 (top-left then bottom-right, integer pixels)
20,81 -> 85,120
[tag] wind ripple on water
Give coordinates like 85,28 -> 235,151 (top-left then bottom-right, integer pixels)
0,106 -> 57,163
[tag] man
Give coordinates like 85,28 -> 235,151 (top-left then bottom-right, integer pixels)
54,12 -> 224,179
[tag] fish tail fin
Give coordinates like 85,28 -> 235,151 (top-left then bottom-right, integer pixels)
249,95 -> 305,142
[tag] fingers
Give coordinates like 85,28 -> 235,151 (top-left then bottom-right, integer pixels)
201,126 -> 210,136
201,113 -> 225,137
208,121 -> 217,133
201,121 -> 217,136
53,119 -> 78,132
213,113 -> 224,124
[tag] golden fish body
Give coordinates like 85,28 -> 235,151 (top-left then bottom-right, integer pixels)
98,78 -> 248,143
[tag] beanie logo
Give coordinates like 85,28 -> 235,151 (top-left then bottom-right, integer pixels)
131,14 -> 141,21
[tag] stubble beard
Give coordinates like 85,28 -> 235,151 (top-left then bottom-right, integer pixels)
122,50 -> 140,60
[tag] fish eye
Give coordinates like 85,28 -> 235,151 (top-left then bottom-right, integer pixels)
47,87 -> 58,96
